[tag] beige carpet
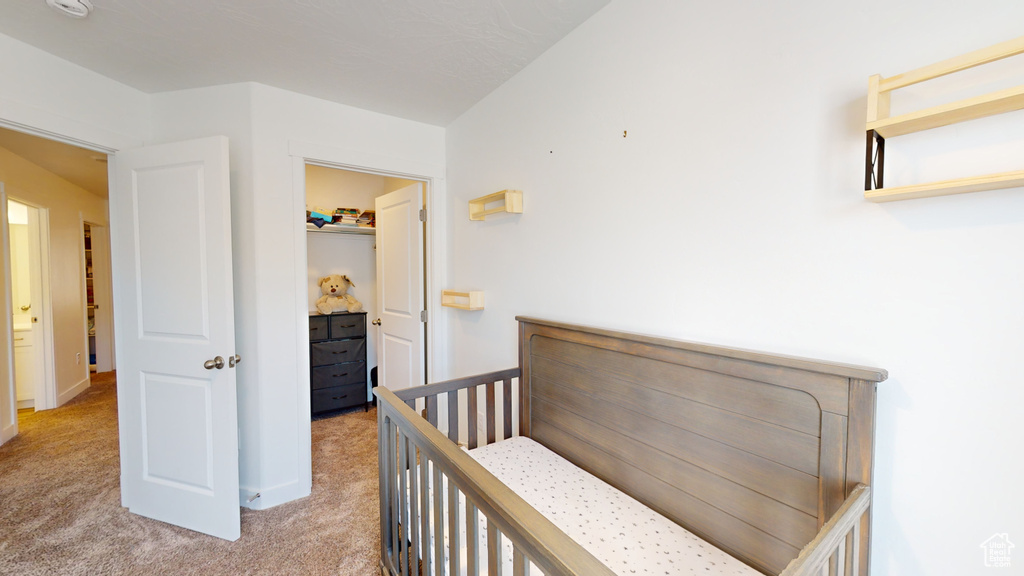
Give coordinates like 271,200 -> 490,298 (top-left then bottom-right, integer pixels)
0,372 -> 381,575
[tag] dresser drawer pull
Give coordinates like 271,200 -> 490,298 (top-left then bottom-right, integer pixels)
331,395 -> 348,400
332,350 -> 348,355
310,327 -> 319,331
333,373 -> 349,378
340,324 -> 357,328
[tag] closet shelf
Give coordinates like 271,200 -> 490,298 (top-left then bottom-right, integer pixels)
865,35 -> 1024,202
306,222 -> 376,235
469,190 -> 522,221
441,290 -> 484,311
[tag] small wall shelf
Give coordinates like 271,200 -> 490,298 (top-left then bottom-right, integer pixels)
865,35 -> 1024,202
469,190 -> 522,221
442,290 -> 484,311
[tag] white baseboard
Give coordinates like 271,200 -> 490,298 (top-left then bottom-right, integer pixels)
1,422 -> 16,444
57,377 -> 90,407
239,478 -> 311,510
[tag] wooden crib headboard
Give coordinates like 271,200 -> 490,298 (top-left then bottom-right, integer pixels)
516,317 -> 887,576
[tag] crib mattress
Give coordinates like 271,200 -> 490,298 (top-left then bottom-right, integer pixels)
467,436 -> 759,576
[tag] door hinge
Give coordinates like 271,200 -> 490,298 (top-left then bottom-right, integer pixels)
420,310 -> 428,322
419,208 -> 426,222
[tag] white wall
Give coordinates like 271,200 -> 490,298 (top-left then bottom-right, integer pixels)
249,83 -> 444,507
307,233 -> 376,369
0,31 -> 149,447
445,1 -> 1024,574
8,219 -> 30,322
0,33 -> 149,151
153,82 -> 448,509
0,146 -> 108,406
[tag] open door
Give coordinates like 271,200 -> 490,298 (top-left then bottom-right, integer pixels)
110,136 -> 241,540
375,183 -> 425,391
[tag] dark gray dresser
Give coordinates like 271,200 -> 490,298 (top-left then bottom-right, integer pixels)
309,311 -> 368,414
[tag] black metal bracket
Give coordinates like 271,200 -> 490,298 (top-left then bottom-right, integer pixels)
864,129 -> 885,191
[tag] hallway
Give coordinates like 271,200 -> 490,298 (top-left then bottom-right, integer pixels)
0,373 -> 380,575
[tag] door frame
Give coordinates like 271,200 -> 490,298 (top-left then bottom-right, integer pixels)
6,197 -> 57,411
1,183 -> 15,443
82,220 -> 114,373
289,139 -> 448,491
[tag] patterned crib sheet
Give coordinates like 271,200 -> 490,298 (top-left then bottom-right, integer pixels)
464,436 -> 760,576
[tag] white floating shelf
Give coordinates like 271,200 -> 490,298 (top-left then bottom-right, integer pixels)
442,290 -> 484,311
865,169 -> 1024,203
469,190 -> 522,221
865,35 -> 1024,202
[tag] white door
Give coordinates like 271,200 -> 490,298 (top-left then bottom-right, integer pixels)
110,136 -> 241,541
25,206 -> 50,410
375,183 -> 425,391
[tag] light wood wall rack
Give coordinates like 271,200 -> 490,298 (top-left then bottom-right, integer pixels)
865,35 -> 1024,202
441,290 -> 484,310
469,189 -> 522,220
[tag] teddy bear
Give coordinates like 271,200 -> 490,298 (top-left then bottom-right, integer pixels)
315,274 -> 364,314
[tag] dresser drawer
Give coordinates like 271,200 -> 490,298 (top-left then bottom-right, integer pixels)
311,362 -> 366,390
312,383 -> 366,413
329,314 -> 365,339
311,339 -> 366,366
309,315 -> 330,342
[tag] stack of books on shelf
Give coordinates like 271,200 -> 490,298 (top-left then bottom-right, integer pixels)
333,208 -> 360,226
357,210 -> 375,228
306,206 -> 376,229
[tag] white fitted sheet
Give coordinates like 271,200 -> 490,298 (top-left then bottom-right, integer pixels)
458,436 -> 760,576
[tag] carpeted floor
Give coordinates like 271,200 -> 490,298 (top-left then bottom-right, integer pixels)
0,372 -> 381,575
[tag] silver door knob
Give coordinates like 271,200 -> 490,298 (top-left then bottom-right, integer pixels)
229,354 -> 242,368
372,318 -> 382,326
204,356 -> 225,370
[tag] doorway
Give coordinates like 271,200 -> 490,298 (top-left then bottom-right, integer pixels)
6,199 -> 55,412
304,164 -> 428,408
0,126 -> 113,425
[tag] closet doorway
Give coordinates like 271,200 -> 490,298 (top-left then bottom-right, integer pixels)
304,164 -> 428,409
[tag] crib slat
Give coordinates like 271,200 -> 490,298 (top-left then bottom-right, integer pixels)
390,423 -> 400,573
379,416 -> 393,572
406,398 -> 416,410
513,545 -> 529,576
419,456 -> 431,576
466,500 -> 479,576
408,445 -> 420,576
448,390 -> 459,443
448,477 -> 461,576
398,431 -> 410,576
486,382 -> 496,445
487,518 -> 502,576
426,395 -> 438,428
835,532 -> 847,576
432,465 -> 444,576
850,518 -> 861,576
502,378 -> 513,440
467,386 -> 478,449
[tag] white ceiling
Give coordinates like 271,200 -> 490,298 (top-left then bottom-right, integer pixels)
0,1 -> 609,197
0,0 -> 610,127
